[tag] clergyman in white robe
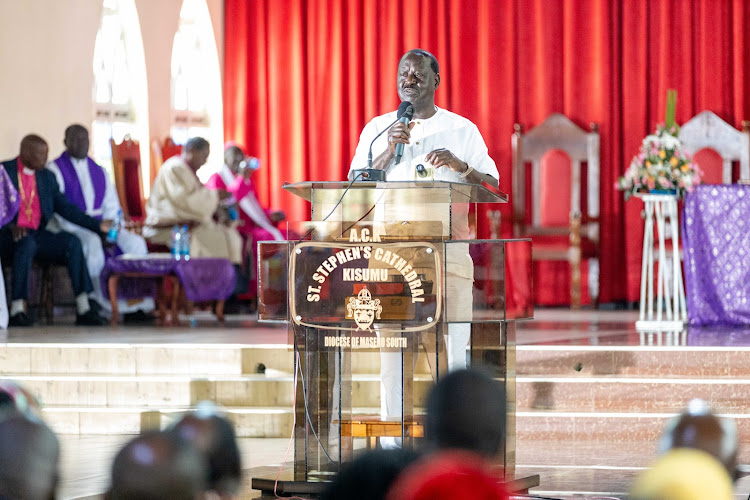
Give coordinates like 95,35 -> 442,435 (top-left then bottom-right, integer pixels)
46,157 -> 155,315
142,155 -> 243,264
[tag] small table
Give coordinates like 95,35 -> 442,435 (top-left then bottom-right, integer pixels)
683,185 -> 750,325
636,193 -> 687,331
102,254 -> 236,325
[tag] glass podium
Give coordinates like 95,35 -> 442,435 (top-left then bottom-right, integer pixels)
251,181 -> 535,496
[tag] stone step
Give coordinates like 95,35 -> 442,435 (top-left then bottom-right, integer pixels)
43,404 -> 750,454
8,374 -> 432,410
0,344 -> 255,375
42,406 -> 294,438
13,343 -> 747,378
516,376 -> 750,413
0,344 -> 438,376
516,346 -> 750,378
515,411 -> 750,446
17,370 -> 750,413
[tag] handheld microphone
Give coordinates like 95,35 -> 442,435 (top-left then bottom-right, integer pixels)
393,101 -> 414,165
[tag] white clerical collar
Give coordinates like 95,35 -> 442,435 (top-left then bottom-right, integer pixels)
22,167 -> 34,175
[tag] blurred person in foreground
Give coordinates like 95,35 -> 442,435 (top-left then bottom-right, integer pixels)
170,404 -> 242,499
0,380 -> 42,419
385,451 -> 510,500
105,430 -> 207,500
385,368 -> 510,500
0,413 -> 60,500
630,448 -> 733,500
424,367 -> 507,458
320,448 -> 420,500
659,398 -> 739,481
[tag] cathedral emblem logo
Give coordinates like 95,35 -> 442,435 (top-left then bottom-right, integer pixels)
347,287 -> 382,330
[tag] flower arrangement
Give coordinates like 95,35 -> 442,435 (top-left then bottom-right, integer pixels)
616,124 -> 703,200
617,90 -> 702,200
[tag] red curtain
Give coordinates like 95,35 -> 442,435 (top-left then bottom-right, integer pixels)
224,0 -> 750,304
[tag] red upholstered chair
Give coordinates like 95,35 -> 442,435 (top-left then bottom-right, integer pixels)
151,137 -> 183,183
110,136 -> 145,233
512,113 -> 600,309
678,111 -> 750,184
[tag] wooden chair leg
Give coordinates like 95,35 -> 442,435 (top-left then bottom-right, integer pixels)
169,276 -> 181,325
108,275 -> 120,326
215,300 -> 225,324
41,264 -> 54,325
569,212 -> 582,310
156,277 -> 169,325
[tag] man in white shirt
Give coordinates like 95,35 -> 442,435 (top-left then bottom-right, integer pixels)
47,124 -> 154,320
348,49 -> 500,426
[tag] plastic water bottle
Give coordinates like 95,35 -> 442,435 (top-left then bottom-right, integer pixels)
180,225 -> 191,261
222,196 -> 239,221
106,209 -> 122,244
171,225 -> 182,260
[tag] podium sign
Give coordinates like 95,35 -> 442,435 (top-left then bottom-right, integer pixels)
291,241 -> 441,332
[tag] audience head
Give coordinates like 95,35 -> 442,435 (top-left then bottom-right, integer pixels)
659,399 -> 738,479
0,413 -> 60,500
321,448 -> 420,500
19,134 -> 49,170
64,124 -> 90,159
107,430 -> 207,500
223,144 -> 245,175
630,448 -> 733,500
0,380 -> 42,419
170,403 -> 242,498
183,137 -> 211,172
424,368 -> 506,458
385,450 -> 509,500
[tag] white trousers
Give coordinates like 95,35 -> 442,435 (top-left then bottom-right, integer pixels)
0,257 -> 7,329
379,273 -> 473,420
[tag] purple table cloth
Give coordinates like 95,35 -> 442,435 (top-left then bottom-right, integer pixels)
101,255 -> 236,302
0,166 -> 19,227
683,184 -> 750,325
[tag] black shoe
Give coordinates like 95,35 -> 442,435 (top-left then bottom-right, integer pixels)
88,299 -> 104,316
122,310 -> 157,324
76,309 -> 108,326
8,312 -> 34,327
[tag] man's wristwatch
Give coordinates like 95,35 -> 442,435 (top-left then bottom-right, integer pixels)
460,162 -> 474,178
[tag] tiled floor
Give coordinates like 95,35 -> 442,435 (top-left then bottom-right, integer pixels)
8,309 -> 750,499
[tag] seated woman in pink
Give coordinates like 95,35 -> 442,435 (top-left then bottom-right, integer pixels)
205,144 -> 286,297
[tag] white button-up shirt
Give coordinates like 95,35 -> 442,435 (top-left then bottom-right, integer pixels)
349,106 -> 498,182
348,107 -> 498,279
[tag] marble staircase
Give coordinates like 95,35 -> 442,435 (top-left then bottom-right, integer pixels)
516,344 -> 750,448
3,339 -> 750,454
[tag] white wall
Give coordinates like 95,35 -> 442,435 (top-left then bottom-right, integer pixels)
0,0 -> 224,162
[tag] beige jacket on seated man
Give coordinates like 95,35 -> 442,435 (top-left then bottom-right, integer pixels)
142,139 -> 242,264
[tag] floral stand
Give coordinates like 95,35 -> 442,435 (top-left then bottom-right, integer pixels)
636,193 -> 687,331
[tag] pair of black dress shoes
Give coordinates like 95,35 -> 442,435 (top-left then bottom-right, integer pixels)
8,306 -> 108,327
